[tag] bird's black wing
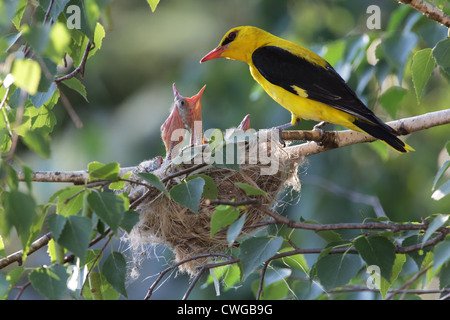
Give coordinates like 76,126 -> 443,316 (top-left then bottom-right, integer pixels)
252,46 -> 395,133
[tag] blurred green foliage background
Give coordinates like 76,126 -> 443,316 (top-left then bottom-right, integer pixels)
7,0 -> 450,299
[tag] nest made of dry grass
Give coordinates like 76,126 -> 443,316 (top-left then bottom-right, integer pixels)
123,132 -> 302,276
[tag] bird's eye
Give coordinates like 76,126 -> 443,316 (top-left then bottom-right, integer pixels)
221,30 -> 238,46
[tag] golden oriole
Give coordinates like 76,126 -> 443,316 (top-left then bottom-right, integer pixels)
200,26 -> 412,153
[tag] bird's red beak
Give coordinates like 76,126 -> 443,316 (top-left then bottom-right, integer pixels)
200,45 -> 228,63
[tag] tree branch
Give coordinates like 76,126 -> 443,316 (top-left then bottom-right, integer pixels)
0,233 -> 52,269
284,109 -> 450,158
397,0 -> 450,28
16,109 -> 450,184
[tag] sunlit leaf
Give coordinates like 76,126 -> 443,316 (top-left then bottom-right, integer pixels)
210,205 -> 239,237
11,59 -> 41,95
61,77 -> 88,101
235,182 -> 266,196
147,0 -> 160,12
88,161 -> 120,180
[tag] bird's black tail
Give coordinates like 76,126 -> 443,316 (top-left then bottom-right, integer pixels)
353,119 -> 413,153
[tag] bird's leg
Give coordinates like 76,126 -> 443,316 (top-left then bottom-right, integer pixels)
312,121 -> 328,145
274,116 -> 300,147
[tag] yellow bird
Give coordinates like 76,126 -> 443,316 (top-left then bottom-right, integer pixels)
200,26 -> 412,153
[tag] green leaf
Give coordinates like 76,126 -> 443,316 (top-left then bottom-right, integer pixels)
88,22 -> 105,58
82,270 -> 119,300
0,235 -> 5,258
120,210 -> 140,234
61,77 -> 88,102
3,190 -> 37,252
432,160 -> 450,190
21,129 -> 51,158
433,38 -> 450,74
45,22 -> 71,64
135,172 -> 169,197
11,59 -> 41,95
279,247 -> 309,274
29,265 -> 69,300
380,31 -> 418,82
169,177 -> 205,214
227,213 -> 246,246
433,239 -> 450,272
403,235 -> 431,268
186,174 -> 219,199
146,0 -> 160,12
30,81 -> 57,109
40,0 -> 71,23
47,214 -> 67,241
22,24 -> 51,54
253,268 -> 291,300
55,215 -> 92,263
87,190 -> 125,233
88,161 -> 120,180
411,48 -> 435,101
422,214 -> 449,246
240,236 -> 283,280
50,186 -> 86,216
210,205 -> 239,237
354,235 -> 396,281
235,182 -> 266,196
102,252 -> 128,298
379,253 -> 406,299
431,180 -> 450,201
379,86 -> 408,119
315,253 -> 361,290
440,262 -> 450,290
0,272 -> 8,299
66,0 -> 99,40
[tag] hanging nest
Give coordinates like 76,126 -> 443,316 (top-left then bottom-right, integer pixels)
123,130 -> 302,276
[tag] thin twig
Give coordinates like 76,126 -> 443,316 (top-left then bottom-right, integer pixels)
80,233 -> 112,296
57,85 -> 83,128
43,0 -> 55,25
55,41 -> 94,83
144,253 -> 236,300
386,264 -> 433,300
